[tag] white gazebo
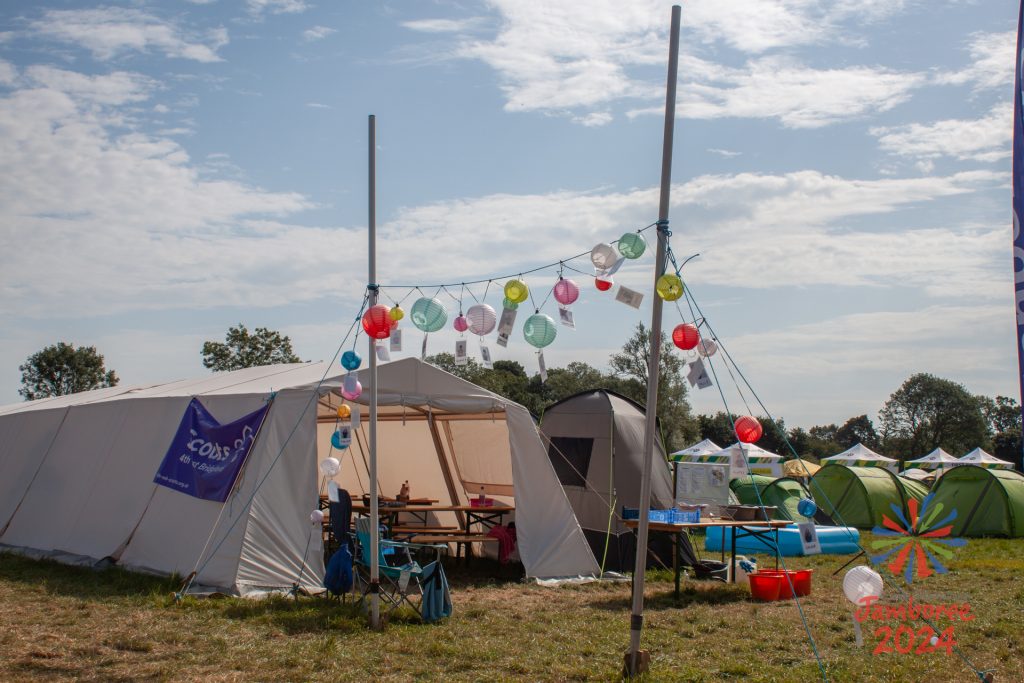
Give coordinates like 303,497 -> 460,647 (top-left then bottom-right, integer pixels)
905,447 -> 960,471
955,448 -> 1014,470
821,442 -> 898,473
669,438 -> 722,462
710,442 -> 784,479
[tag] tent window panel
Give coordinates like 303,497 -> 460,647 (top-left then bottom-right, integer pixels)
548,437 -> 593,488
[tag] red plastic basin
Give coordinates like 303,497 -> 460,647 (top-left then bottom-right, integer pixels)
748,572 -> 782,601
756,569 -> 813,598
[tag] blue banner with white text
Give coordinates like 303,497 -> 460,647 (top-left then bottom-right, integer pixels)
1014,0 -> 1024,467
153,398 -> 270,502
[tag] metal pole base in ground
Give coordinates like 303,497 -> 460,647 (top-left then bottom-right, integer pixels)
622,649 -> 650,678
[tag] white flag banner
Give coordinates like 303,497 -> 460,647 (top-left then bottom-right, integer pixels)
455,340 -> 468,366
421,334 -> 429,360
390,329 -> 402,352
615,286 -> 644,309
480,343 -> 493,369
496,307 -> 517,347
558,305 -> 575,329
351,406 -> 360,430
687,358 -> 713,389
538,351 -> 548,383
375,340 -> 390,362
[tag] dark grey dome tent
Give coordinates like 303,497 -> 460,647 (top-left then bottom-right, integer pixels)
539,390 -> 675,573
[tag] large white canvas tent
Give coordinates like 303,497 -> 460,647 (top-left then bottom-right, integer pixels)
821,443 -> 898,473
538,390 -> 674,573
906,447 -> 959,471
955,448 -> 1014,470
0,358 -> 598,594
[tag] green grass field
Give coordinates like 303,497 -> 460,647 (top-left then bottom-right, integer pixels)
1,532 -> 1021,682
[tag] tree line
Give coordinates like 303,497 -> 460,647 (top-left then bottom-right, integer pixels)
17,323 -> 1022,470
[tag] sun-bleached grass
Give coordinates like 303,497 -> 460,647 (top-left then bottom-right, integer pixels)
0,533 -> 1021,682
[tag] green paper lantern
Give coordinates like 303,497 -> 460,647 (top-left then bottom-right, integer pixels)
656,273 -> 684,301
523,313 -> 557,348
410,297 -> 447,332
618,233 -> 646,259
502,297 -> 519,310
504,279 -> 529,304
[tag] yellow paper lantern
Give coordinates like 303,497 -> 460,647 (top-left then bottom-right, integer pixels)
655,273 -> 684,301
389,306 -> 404,322
504,279 -> 529,304
337,405 -> 351,420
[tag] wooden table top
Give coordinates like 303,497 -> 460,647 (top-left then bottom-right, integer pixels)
622,519 -> 791,532
351,503 -> 514,514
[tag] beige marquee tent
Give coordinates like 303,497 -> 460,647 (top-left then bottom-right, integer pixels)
0,358 -> 599,593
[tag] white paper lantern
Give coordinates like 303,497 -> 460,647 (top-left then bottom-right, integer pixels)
697,339 -> 718,358
319,457 -> 340,477
591,243 -> 618,271
843,566 -> 883,605
310,509 -> 325,525
466,303 -> 497,336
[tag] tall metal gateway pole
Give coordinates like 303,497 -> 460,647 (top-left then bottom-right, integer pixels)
367,114 -> 381,629
625,5 -> 681,676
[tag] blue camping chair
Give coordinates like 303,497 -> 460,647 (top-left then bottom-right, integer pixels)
352,517 -> 447,620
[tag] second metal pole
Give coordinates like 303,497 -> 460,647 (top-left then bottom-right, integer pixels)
368,114 -> 380,629
626,4 -> 681,677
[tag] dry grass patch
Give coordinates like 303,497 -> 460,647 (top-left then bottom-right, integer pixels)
0,533 -> 1022,681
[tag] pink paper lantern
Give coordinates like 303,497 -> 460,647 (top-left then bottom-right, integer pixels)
453,315 -> 469,332
341,375 -> 362,401
553,278 -> 580,305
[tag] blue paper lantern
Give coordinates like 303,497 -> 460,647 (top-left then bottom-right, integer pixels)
410,297 -> 447,333
797,498 -> 817,518
523,313 -> 557,348
340,350 -> 361,371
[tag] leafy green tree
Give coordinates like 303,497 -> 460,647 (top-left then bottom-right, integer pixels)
878,373 -> 990,460
835,415 -> 880,450
201,324 -> 302,371
609,322 -> 699,452
19,342 -> 118,400
977,395 -> 1021,435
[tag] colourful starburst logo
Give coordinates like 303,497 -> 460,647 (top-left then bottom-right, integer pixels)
869,493 -> 967,584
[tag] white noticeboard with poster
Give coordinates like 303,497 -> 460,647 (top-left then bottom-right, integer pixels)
674,461 -> 731,516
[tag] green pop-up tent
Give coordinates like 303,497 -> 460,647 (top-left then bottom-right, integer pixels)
926,466 -> 1024,537
730,475 -> 823,522
810,465 -> 928,529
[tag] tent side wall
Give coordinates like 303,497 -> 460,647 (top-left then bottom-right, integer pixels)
236,390 -> 323,593
0,408 -> 70,533
118,393 -> 278,591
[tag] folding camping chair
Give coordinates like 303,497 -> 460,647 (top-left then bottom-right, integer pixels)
352,517 -> 445,620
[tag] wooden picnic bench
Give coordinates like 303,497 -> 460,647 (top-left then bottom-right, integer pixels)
407,533 -> 498,561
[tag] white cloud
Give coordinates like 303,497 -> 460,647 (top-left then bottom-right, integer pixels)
707,148 -> 741,158
402,18 -> 485,34
305,102 -> 331,109
572,111 -> 612,127
0,59 -> 17,86
29,8 -> 228,63
628,56 -> 926,129
0,67 -> 324,318
935,31 -> 1015,92
247,0 -> 309,17
302,25 -> 336,42
443,1 -> 924,127
871,101 -> 1012,163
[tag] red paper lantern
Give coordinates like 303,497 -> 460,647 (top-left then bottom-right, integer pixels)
595,276 -> 613,292
735,416 -> 762,444
672,323 -> 700,350
361,304 -> 392,339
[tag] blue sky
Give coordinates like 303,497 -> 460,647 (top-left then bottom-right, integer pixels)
0,0 -> 1018,430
